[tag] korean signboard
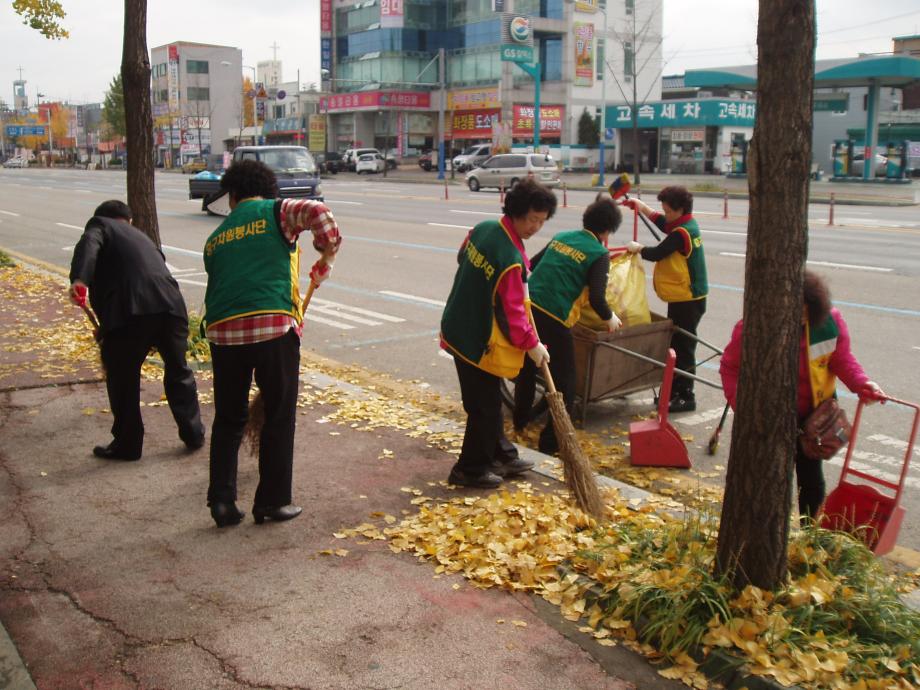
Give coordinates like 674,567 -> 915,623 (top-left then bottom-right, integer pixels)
321,38 -> 332,73
308,115 -> 326,152
575,0 -> 598,11
608,99 -> 757,128
512,105 -> 564,138
451,110 -> 500,138
320,91 -> 431,112
380,0 -> 404,28
167,44 -> 180,113
447,87 -> 500,111
320,0 -> 332,32
501,14 -> 533,63
574,23 -> 594,87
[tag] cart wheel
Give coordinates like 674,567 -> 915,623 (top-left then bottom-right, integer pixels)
500,376 -> 548,422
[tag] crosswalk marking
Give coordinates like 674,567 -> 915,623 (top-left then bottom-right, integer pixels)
306,313 -> 355,330
312,307 -> 382,327
56,222 -> 82,230
310,297 -> 405,323
866,434 -> 920,459
379,290 -> 446,307
826,456 -> 920,490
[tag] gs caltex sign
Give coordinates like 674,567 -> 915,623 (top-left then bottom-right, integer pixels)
501,14 -> 533,63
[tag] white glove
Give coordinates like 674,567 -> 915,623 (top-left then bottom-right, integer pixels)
626,241 -> 644,254
605,314 -> 622,332
527,342 -> 550,368
309,259 -> 333,285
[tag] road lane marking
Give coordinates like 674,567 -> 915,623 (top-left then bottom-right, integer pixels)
379,290 -> 446,307
450,210 -> 501,216
305,313 -> 355,330
162,244 -> 202,258
719,252 -> 891,272
175,278 -> 208,286
428,223 -> 469,229
826,457 -> 920,490
324,199 -> 363,205
310,297 -> 405,322
327,329 -> 440,350
311,307 -> 382,326
0,210 -> 21,216
866,434 -> 920,459
56,222 -> 83,230
438,349 -> 453,360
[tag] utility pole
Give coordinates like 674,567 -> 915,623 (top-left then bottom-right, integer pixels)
437,48 -> 446,180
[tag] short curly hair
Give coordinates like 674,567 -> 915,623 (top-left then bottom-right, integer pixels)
220,159 -> 279,201
803,270 -> 832,327
502,178 -> 557,220
657,185 -> 693,214
583,193 -> 622,237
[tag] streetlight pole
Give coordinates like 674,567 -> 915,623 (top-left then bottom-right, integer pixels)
37,92 -> 54,164
243,65 -> 259,144
597,5 -> 608,187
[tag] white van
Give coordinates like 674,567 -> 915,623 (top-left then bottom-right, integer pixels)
465,153 -> 560,191
452,143 -> 492,172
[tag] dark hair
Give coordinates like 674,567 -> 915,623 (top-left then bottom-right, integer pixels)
803,270 -> 832,327
220,159 -> 278,201
657,185 -> 693,214
94,199 -> 132,220
583,194 -> 622,237
502,178 -> 557,220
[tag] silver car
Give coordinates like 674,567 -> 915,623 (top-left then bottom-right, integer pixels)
466,153 -> 560,191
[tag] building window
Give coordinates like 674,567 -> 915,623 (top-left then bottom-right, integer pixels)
596,37 -> 605,82
159,89 -> 168,103
624,42 -> 634,78
187,86 -> 210,101
186,60 -> 210,74
625,0 -> 634,14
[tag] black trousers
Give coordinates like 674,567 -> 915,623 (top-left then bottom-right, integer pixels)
667,298 -> 707,398
453,357 -> 517,474
208,330 -> 301,507
99,313 -> 203,457
795,428 -> 826,520
514,310 -> 574,452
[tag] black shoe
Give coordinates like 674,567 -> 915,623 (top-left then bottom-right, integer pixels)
182,433 -> 206,451
489,457 -> 534,478
668,396 -> 697,413
93,443 -> 141,461
447,467 -> 503,489
252,504 -> 302,525
210,502 -> 245,528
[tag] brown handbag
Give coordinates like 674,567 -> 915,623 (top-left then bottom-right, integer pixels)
799,398 -> 852,460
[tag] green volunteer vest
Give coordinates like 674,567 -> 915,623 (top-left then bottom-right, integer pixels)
203,198 -> 302,329
653,216 -> 708,302
441,218 -> 527,378
806,313 -> 840,409
529,229 -> 609,327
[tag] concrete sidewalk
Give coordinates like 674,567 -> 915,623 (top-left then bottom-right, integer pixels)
0,259 -> 681,688
324,164 -> 920,206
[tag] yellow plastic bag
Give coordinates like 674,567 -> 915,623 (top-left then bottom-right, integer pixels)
579,253 -> 651,330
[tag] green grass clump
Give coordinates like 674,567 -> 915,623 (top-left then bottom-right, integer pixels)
186,313 -> 211,363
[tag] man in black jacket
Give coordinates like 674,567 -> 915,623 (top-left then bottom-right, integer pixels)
69,200 -> 204,461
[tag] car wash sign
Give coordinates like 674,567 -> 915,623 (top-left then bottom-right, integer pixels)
501,14 -> 533,63
608,99 -> 757,128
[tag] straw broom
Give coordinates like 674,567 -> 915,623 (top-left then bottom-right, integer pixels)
529,312 -> 604,518
243,280 -> 318,455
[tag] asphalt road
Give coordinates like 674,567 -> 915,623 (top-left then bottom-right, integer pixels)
2,166 -> 919,550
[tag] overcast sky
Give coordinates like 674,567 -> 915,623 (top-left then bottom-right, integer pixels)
2,0 -> 919,106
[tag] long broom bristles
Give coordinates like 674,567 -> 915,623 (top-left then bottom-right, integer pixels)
545,388 -> 605,519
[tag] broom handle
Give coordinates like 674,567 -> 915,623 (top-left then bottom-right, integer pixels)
527,310 -> 558,396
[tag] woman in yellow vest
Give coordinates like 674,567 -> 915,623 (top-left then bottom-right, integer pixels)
513,195 -> 624,455
719,271 -> 884,520
441,179 -> 558,489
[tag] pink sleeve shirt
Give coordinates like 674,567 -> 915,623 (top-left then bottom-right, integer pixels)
496,218 -> 539,351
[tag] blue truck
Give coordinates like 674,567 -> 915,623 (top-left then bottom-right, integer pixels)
189,145 -> 323,215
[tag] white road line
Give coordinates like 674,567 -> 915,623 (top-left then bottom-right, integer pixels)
61,245 -> 74,251
73,189 -> 93,194
450,210 -> 501,216
673,406 -> 732,426
0,210 -> 21,216
701,229 -> 745,237
324,199 -> 363,205
169,267 -> 200,274
720,252 -> 891,272
438,349 -> 453,360
310,297 -> 406,322
56,222 -> 83,230
162,244 -> 202,258
428,223 -> 469,229
826,456 -> 920,490
311,306 -> 382,326
380,290 -> 446,307
305,314 -> 355,330
175,278 -> 208,287
866,434 -> 920,459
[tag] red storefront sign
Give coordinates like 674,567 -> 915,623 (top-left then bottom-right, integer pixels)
512,105 -> 564,138
320,91 -> 431,112
451,110 -> 500,138
320,0 -> 332,32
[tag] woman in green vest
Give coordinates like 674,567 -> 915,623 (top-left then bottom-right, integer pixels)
625,186 -> 707,413
719,271 -> 885,520
440,178 -> 558,489
513,194 -> 624,454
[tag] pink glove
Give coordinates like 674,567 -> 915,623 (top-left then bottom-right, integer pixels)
621,198 -> 638,211
309,259 -> 333,286
858,381 -> 885,405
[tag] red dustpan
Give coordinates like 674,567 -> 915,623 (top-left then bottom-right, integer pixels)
819,395 -> 918,556
629,348 -> 691,468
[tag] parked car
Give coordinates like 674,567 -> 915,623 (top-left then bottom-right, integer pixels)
181,157 -> 207,174
2,157 -> 27,168
344,147 -> 381,172
418,150 -> 434,171
850,152 -> 888,176
465,153 -> 560,192
318,151 -> 344,174
452,143 -> 492,173
189,145 -> 322,215
356,153 -> 385,174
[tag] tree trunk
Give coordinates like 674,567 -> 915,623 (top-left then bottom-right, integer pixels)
121,0 -> 160,247
715,0 -> 815,592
